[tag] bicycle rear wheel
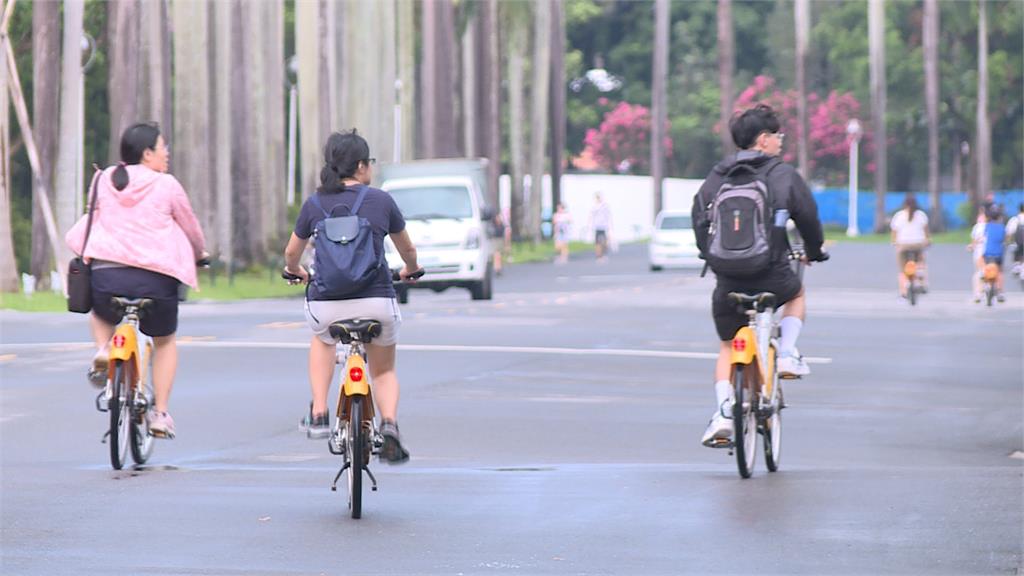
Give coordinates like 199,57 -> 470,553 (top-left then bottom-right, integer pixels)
732,365 -> 757,478
130,343 -> 155,464
908,279 -> 917,306
109,361 -> 130,470
347,396 -> 365,519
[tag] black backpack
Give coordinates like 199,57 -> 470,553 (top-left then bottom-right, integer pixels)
703,161 -> 780,277
309,185 -> 383,299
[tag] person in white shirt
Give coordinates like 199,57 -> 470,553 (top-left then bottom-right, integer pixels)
889,194 -> 931,298
588,193 -> 613,261
968,209 -> 988,302
1006,203 -> 1024,275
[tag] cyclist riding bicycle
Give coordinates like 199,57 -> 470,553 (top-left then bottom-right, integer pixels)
283,129 -> 421,464
691,104 -> 825,448
65,122 -> 208,439
890,193 -> 931,299
982,206 -> 1008,303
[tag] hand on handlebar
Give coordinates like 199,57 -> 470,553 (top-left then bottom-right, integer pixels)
282,265 -> 309,285
396,266 -> 426,283
196,251 -> 212,268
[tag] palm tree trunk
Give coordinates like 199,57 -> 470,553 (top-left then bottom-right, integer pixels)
549,0 -> 566,211
794,0 -> 810,177
296,0 -> 321,200
461,11 -> 476,158
263,0 -> 287,245
975,0 -> 991,207
923,0 -> 943,231
213,0 -> 234,271
0,14 -> 16,292
484,0 -> 501,208
652,0 -> 669,217
869,0 -> 887,232
107,0 -> 140,163
171,0 -> 213,246
53,0 -> 84,260
717,0 -> 734,158
528,0 -> 552,243
397,0 -> 416,161
31,0 -> 60,287
140,0 -> 170,129
506,9 -> 527,241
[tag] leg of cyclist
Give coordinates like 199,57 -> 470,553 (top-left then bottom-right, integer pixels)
367,342 -> 409,464
88,313 -> 115,387
895,247 -> 908,297
304,335 -> 335,439
777,289 -> 810,377
146,335 -> 178,437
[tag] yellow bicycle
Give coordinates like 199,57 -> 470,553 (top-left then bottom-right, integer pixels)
94,297 -> 156,470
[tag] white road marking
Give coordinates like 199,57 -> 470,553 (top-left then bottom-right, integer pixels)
0,340 -> 833,364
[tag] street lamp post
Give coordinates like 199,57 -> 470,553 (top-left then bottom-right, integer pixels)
75,32 -> 96,217
846,119 -> 862,237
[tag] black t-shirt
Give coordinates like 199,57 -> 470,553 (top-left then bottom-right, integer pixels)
294,184 -> 406,300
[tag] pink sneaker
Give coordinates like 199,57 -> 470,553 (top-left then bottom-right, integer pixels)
147,410 -> 176,439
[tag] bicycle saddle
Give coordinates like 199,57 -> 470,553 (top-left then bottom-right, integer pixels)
328,318 -> 383,344
727,292 -> 777,312
110,297 -> 154,313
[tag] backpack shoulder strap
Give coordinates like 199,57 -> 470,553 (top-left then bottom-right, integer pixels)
309,193 -> 330,217
350,184 -> 370,215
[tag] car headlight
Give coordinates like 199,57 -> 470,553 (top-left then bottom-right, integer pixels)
465,229 -> 480,250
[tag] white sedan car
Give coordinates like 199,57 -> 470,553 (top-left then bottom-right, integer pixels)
648,210 -> 702,271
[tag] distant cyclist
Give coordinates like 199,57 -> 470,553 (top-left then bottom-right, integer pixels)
691,104 -> 825,448
890,194 -> 931,299
982,206 -> 1008,303
1006,203 -> 1024,276
283,130 -> 421,464
65,122 -> 208,439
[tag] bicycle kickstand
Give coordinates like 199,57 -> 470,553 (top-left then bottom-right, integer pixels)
331,462 -> 350,492
364,466 -> 379,492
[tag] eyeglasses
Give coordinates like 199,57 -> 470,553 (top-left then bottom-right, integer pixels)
774,132 -> 785,143
362,158 -> 376,166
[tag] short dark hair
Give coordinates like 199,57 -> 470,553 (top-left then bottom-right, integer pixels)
320,129 -> 370,190
729,104 -> 781,150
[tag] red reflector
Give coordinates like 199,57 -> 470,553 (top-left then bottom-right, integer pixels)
732,338 -> 746,352
113,334 -> 126,348
349,367 -> 364,382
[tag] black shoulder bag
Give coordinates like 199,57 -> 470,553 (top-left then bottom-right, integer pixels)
67,173 -> 102,313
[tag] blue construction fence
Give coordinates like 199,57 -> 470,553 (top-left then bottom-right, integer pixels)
814,189 -> 1024,230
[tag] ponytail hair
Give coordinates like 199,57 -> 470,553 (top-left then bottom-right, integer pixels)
112,122 -> 161,191
319,129 -> 370,191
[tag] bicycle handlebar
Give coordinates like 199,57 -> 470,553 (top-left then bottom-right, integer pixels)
281,267 -> 426,285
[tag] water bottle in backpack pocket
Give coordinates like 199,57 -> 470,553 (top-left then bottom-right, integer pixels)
705,164 -> 775,277
309,185 -> 384,299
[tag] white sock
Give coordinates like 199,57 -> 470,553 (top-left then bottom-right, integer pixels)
779,317 -> 803,357
715,380 -> 733,409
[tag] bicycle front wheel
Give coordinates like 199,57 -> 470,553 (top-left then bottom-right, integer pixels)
763,360 -> 782,472
732,365 -> 757,479
347,395 -> 365,519
130,343 -> 155,465
908,279 -> 917,306
109,361 -> 130,470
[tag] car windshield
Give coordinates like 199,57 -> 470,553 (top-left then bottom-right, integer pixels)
659,215 -> 692,230
388,186 -> 473,220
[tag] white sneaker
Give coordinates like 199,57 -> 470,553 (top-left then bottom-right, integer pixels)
778,352 -> 811,378
701,409 -> 733,447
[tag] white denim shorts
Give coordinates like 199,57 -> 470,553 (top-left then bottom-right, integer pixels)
304,297 -> 402,346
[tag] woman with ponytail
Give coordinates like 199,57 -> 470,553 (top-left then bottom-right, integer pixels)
65,122 -> 207,439
284,129 -> 421,463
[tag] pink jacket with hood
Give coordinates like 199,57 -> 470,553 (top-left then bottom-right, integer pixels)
65,165 -> 206,288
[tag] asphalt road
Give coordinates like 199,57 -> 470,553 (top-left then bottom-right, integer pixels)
1,242 -> 1021,575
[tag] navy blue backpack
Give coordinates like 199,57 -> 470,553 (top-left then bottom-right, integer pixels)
309,185 -> 383,299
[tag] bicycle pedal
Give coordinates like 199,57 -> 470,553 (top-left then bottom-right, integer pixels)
705,438 -> 733,449
150,430 -> 174,440
779,373 -> 802,380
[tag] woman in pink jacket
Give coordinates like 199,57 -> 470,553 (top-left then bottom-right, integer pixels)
66,123 -> 207,438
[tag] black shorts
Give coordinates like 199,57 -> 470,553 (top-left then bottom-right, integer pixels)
595,230 -> 608,246
91,267 -> 181,337
712,261 -> 802,341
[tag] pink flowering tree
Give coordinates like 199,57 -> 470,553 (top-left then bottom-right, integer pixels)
582,102 -> 674,175
732,75 -> 875,184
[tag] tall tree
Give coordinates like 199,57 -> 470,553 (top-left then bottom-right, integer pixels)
171,0 -> 213,244
794,0 -> 809,176
140,0 -> 171,130
923,0 -> 943,231
296,0 -> 321,199
717,0 -> 735,158
234,0 -> 259,265
482,0 -> 501,208
868,0 -> 887,232
0,3 -> 16,292
461,7 -> 477,158
549,0 -> 566,211
505,4 -> 528,240
107,0 -> 140,163
528,0 -> 552,243
397,0 -> 416,161
419,0 -> 459,158
652,0 -> 669,216
975,0 -> 991,207
263,0 -> 286,244
213,0 -> 233,269
53,0 -> 84,252
31,0 -> 60,287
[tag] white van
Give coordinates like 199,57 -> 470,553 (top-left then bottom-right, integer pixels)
380,161 -> 494,303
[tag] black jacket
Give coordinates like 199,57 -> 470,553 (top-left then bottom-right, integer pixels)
691,151 -> 824,263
